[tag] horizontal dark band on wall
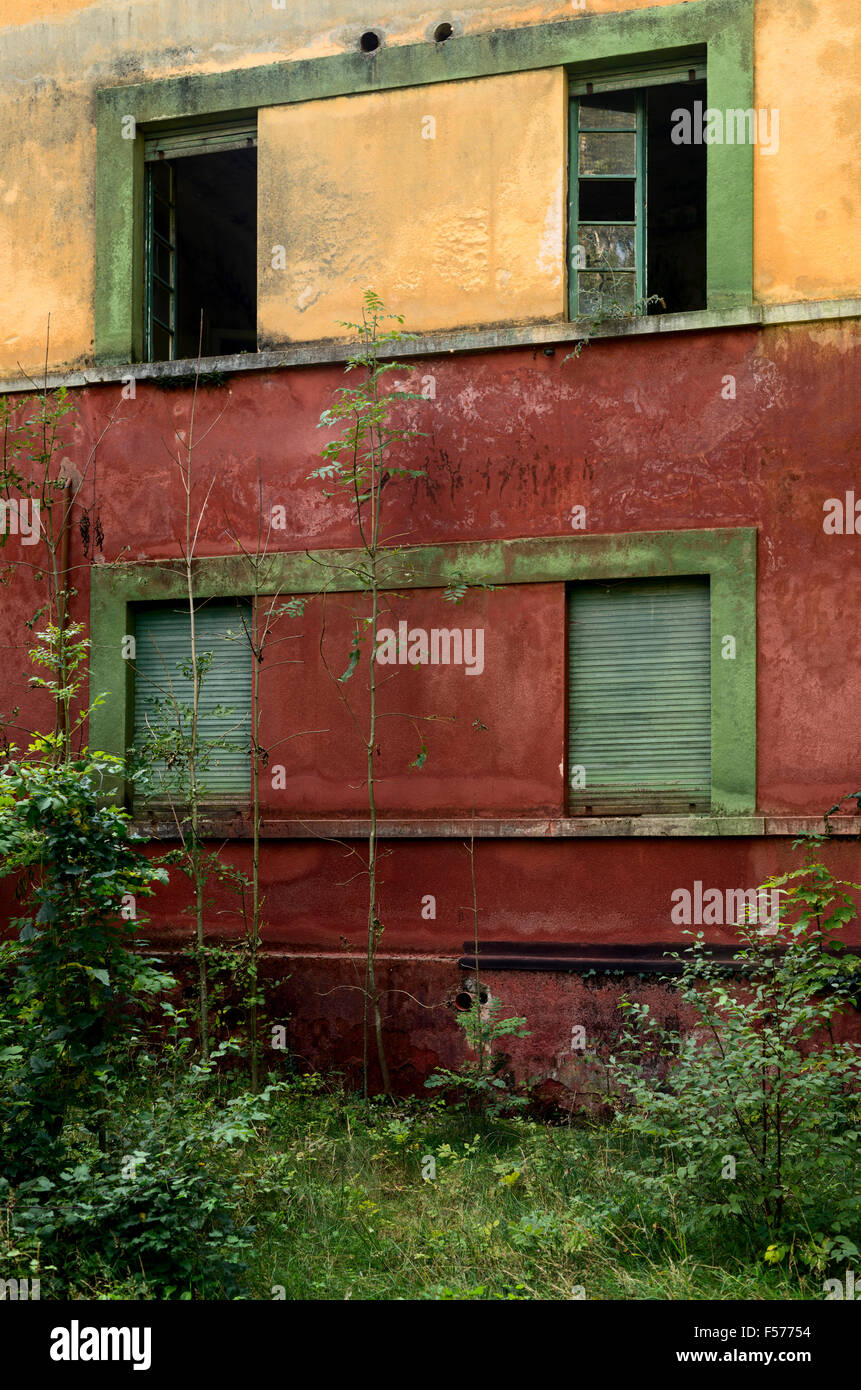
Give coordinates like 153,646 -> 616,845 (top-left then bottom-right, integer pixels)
459,942 -> 861,978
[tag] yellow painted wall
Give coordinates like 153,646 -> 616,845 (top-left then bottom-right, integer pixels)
0,0 -> 858,373
754,0 -> 861,303
258,71 -> 566,344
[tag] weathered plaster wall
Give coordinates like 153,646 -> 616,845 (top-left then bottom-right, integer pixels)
258,70 -> 566,343
0,315 -> 858,1085
754,0 -> 861,303
0,0 -> 858,372
1,319 -> 858,815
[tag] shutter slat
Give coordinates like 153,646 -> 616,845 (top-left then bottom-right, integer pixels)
133,602 -> 252,802
144,119 -> 257,161
568,60 -> 706,96
569,578 -> 711,813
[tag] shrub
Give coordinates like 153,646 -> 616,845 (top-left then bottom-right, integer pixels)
425,995 -> 531,1117
610,839 -> 861,1257
0,752 -> 172,1177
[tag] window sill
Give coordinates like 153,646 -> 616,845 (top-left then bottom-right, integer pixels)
7,298 -> 861,396
129,812 -> 861,840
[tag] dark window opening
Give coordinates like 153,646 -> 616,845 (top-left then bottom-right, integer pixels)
578,178 -> 636,223
646,82 -> 707,314
145,144 -> 257,362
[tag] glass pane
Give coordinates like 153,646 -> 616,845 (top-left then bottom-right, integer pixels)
579,178 -> 635,221
578,94 -> 637,131
153,280 -> 173,326
578,224 -> 636,270
579,131 -> 636,177
152,195 -> 172,240
578,271 -> 636,317
150,160 -> 172,198
153,238 -> 173,282
152,323 -> 172,361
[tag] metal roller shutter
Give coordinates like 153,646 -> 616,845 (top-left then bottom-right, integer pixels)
568,577 -> 711,814
133,601 -> 252,802
143,118 -> 257,162
568,59 -> 706,96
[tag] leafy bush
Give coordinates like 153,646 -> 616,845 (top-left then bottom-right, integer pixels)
426,995 -> 531,1116
611,839 -> 861,1256
0,752 -> 172,1176
1,1059 -> 290,1298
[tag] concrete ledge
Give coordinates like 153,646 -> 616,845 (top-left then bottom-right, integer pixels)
131,813 -> 861,840
3,297 -> 860,397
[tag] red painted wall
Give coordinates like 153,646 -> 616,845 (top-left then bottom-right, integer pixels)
1,317 -> 859,1090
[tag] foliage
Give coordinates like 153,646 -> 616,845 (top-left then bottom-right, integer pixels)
1,367 -> 117,751
0,1063 -> 287,1298
115,351 -> 232,1066
564,275 -> 666,360
425,996 -> 531,1117
610,838 -> 861,1251
0,751 -> 172,1176
310,290 -> 428,1096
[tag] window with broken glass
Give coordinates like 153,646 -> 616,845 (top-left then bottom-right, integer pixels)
568,67 -> 707,319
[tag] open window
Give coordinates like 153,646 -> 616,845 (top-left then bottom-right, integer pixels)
569,64 -> 707,318
143,119 -> 258,361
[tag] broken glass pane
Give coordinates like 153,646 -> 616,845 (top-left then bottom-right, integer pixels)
578,224 -> 636,270
578,270 -> 636,317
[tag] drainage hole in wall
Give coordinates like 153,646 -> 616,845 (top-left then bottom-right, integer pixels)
434,22 -> 453,42
360,30 -> 381,52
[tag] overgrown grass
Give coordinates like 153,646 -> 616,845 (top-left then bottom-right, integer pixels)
3,1067 -> 839,1301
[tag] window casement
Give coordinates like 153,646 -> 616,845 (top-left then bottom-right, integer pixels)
568,576 -> 711,815
132,600 -> 252,802
568,63 -> 707,319
142,118 -> 258,362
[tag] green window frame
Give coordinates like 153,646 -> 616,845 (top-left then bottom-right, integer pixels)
131,600 -> 253,803
91,528 -> 755,820
143,161 -> 176,362
568,57 -> 708,320
94,0 -> 753,363
570,88 -> 647,317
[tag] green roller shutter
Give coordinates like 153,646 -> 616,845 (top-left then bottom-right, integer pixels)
133,601 -> 252,802
568,577 -> 711,814
143,118 -> 257,162
568,59 -> 705,96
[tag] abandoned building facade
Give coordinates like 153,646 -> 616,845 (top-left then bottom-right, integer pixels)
1,0 -> 859,1091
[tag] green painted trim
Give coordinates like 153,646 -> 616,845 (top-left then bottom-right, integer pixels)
636,90 -> 647,304
94,0 -> 753,362
90,527 -> 756,815
566,87 -> 578,314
